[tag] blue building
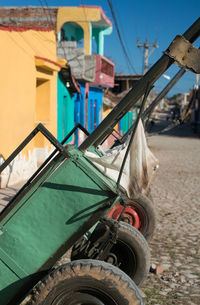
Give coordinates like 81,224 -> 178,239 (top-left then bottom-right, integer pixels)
56,5 -> 115,146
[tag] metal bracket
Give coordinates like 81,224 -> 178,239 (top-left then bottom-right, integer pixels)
165,35 -> 200,73
88,218 -> 119,261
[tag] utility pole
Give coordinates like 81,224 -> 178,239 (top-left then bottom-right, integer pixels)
137,38 -> 158,74
195,74 -> 199,89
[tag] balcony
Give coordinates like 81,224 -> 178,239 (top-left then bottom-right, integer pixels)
57,41 -> 114,87
93,54 -> 114,88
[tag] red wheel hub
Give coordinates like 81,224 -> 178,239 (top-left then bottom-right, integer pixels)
107,203 -> 140,229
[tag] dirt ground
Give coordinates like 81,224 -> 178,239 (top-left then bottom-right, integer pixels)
140,114 -> 200,305
0,113 -> 199,305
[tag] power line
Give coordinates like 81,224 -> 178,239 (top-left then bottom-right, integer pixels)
38,0 -> 70,62
107,0 -> 137,74
43,0 -> 57,31
114,1 -> 137,72
38,0 -> 52,27
16,3 -> 57,58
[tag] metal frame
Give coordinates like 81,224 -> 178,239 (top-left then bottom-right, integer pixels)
0,123 -> 68,175
116,83 -> 152,187
79,18 -> 200,151
0,124 -> 90,219
118,67 -> 187,145
0,123 -> 89,175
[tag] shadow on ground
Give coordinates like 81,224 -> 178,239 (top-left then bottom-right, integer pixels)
146,111 -> 200,139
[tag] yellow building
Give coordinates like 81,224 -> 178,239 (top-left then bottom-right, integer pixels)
0,5 -> 114,187
57,6 -> 113,56
0,24 -> 65,187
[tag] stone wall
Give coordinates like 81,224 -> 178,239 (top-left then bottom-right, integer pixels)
0,7 -> 57,30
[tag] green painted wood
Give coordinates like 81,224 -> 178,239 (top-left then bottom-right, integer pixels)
0,249 -> 27,278
0,260 -> 23,303
0,147 -> 118,305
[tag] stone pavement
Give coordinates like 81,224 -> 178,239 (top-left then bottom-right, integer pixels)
140,117 -> 200,304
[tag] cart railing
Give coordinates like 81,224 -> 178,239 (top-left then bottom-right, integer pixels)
0,123 -> 90,218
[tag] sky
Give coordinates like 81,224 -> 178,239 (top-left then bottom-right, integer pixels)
1,0 -> 200,97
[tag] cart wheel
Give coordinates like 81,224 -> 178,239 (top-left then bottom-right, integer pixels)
71,221 -> 150,286
29,260 -> 144,305
127,194 -> 157,241
108,194 -> 156,241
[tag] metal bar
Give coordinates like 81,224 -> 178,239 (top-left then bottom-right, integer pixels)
97,126 -> 122,147
117,51 -> 198,143
142,47 -> 200,121
0,123 -> 68,174
116,83 -> 152,187
119,68 -> 186,143
2,124 -> 90,200
79,18 -> 200,151
0,126 -> 39,174
62,124 -> 90,143
23,124 -> 89,185
37,124 -> 68,155
165,35 -> 200,73
142,68 -> 186,119
182,88 -> 197,121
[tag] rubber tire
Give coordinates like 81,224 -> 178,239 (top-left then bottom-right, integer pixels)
125,194 -> 157,241
71,221 -> 150,287
28,259 -> 144,305
106,221 -> 150,286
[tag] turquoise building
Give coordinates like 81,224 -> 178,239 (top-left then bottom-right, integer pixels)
120,109 -> 138,135
57,67 -> 80,143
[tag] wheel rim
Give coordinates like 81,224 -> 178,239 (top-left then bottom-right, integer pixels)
105,238 -> 137,278
51,285 -> 118,305
107,204 -> 140,229
62,292 -> 105,305
108,201 -> 150,235
120,206 -> 140,229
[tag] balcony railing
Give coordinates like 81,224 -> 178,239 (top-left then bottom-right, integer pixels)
94,54 -> 114,87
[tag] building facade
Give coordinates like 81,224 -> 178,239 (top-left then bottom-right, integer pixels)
0,5 -> 114,187
0,7 -> 66,187
56,6 -> 115,145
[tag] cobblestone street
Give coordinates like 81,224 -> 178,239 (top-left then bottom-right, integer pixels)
141,118 -> 200,305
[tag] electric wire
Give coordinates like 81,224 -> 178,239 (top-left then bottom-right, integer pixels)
107,0 -> 137,74
114,1 -> 137,73
5,7 -> 50,58
43,0 -> 57,31
38,0 -> 69,62
10,4 -> 56,58
38,0 -> 53,29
